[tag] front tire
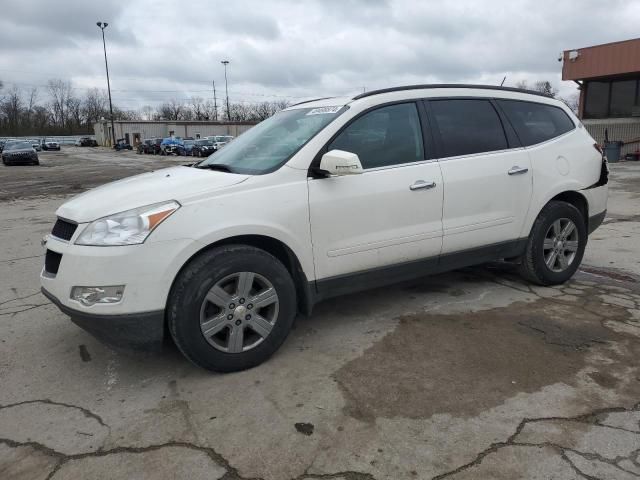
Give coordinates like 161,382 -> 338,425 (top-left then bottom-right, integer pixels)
168,245 -> 297,372
518,201 -> 587,286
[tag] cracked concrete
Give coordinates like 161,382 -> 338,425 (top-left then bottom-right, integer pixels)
2,152 -> 640,479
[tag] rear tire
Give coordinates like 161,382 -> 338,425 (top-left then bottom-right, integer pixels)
518,201 -> 587,286
168,245 -> 297,373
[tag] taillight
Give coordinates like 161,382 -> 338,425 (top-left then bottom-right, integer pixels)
593,143 -> 604,155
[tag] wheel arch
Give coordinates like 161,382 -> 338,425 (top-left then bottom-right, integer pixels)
549,191 -> 588,226
167,234 -> 315,319
523,189 -> 590,239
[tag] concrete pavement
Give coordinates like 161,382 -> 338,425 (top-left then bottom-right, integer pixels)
1,150 -> 640,479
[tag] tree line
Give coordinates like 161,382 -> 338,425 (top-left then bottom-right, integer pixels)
0,79 -> 290,137
0,77 -> 578,137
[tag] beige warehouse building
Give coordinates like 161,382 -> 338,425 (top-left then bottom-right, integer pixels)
93,120 -> 257,147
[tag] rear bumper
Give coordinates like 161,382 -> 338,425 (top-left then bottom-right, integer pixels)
42,287 -> 165,351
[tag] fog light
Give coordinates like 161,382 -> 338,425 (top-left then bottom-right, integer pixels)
71,286 -> 124,306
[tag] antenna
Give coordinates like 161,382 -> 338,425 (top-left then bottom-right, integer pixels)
500,76 -> 506,87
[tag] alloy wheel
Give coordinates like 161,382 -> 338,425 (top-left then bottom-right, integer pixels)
543,218 -> 579,272
199,272 -> 279,353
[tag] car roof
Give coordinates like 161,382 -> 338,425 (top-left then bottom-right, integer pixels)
285,84 -> 562,111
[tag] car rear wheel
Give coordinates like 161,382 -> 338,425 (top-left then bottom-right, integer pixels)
518,201 -> 586,286
168,245 -> 297,372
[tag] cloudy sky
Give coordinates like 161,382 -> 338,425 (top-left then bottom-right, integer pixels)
1,0 -> 639,110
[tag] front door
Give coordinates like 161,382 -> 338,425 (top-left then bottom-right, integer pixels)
308,102 -> 444,283
427,98 -> 533,254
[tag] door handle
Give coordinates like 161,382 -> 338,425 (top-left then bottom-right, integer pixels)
508,166 -> 529,176
410,180 -> 436,191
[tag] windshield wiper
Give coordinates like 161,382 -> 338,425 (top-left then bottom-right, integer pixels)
195,163 -> 235,173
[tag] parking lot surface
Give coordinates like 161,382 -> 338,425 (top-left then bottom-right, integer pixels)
1,148 -> 640,479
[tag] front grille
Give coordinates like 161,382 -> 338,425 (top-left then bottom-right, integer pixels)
45,250 -> 62,275
51,218 -> 77,241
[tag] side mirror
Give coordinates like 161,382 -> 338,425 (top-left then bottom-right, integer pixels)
319,150 -> 363,176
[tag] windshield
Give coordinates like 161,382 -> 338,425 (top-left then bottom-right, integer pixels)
6,141 -> 32,151
198,106 -> 346,174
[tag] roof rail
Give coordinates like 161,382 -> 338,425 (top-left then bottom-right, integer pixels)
288,96 -> 335,107
352,84 -> 553,100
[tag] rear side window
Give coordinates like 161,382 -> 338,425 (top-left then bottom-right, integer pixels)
497,100 -> 575,146
430,99 -> 508,157
329,102 -> 424,169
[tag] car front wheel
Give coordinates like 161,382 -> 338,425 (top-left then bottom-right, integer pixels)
168,245 -> 297,372
518,200 -> 587,286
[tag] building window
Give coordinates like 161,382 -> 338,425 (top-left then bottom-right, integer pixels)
584,78 -> 639,119
584,81 -> 610,118
610,80 -> 637,117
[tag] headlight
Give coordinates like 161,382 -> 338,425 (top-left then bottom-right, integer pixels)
76,200 -> 180,246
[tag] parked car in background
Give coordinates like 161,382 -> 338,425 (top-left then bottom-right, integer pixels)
41,139 -> 61,151
160,137 -> 185,156
137,139 -> 153,154
191,139 -> 216,157
183,139 -> 195,156
31,140 -> 42,151
2,141 -> 39,165
149,138 -> 163,155
209,135 -> 234,150
75,137 -> 98,147
114,139 -> 133,151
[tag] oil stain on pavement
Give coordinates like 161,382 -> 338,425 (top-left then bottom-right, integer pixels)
335,276 -> 640,421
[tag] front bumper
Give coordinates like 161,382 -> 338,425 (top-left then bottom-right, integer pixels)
42,287 -> 165,350
40,232 -> 204,350
3,154 -> 37,164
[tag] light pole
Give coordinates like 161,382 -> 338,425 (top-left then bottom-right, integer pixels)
97,22 -> 116,147
221,60 -> 230,121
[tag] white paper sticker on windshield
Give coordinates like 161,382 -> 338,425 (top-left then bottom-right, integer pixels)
306,106 -> 342,115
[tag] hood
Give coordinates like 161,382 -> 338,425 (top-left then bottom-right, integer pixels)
5,148 -> 34,154
57,165 -> 249,222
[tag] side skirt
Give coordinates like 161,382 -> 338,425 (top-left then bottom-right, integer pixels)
312,238 -> 528,304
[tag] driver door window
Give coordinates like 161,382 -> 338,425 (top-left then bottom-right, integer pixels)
329,103 -> 425,168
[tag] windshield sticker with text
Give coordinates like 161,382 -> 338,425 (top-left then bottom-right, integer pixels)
306,106 -> 342,115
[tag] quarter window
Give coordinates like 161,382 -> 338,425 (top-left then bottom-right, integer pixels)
497,100 -> 575,146
329,103 -> 424,169
430,99 -> 508,157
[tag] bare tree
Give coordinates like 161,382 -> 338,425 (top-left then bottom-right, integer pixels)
66,96 -> 83,132
559,93 -> 580,114
157,99 -> 184,120
515,79 -> 558,98
0,85 -> 22,135
47,79 -> 73,128
228,102 -> 255,122
203,99 -> 217,121
141,105 -> 155,121
190,96 -> 207,120
251,100 -> 289,120
83,88 -> 108,127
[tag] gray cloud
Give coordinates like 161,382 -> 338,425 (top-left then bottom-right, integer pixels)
1,0 -> 639,108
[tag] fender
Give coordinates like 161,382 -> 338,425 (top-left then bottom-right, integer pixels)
519,180 -> 588,238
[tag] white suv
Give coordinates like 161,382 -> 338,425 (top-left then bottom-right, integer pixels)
41,85 -> 608,372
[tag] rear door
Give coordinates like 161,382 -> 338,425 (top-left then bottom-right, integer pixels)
426,98 -> 533,254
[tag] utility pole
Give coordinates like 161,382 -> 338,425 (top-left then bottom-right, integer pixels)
212,80 -> 218,121
96,22 -> 116,147
221,60 -> 230,122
